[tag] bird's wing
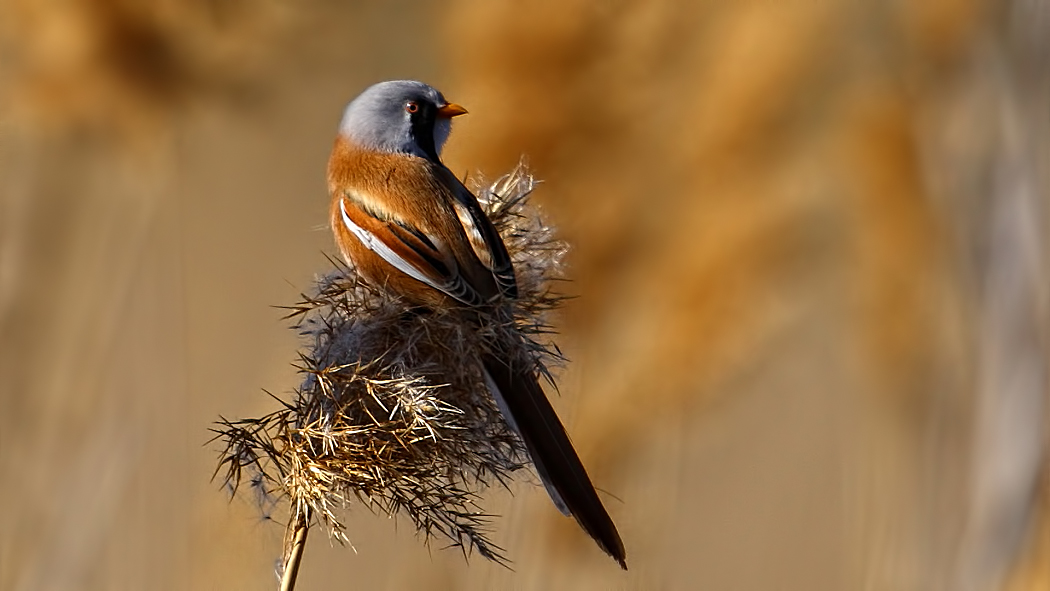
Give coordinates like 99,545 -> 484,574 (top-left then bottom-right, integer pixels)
441,169 -> 519,300
336,191 -> 486,306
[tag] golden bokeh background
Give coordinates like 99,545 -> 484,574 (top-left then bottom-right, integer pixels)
1,0 -> 1047,589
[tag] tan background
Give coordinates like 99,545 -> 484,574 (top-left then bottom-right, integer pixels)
1,0 -> 1047,589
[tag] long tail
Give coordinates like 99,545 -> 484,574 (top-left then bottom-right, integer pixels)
482,353 -> 627,569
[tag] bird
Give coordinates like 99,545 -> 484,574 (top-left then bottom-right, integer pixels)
326,80 -> 627,569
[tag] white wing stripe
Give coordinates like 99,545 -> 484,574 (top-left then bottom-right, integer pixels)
339,199 -> 443,292
452,199 -> 492,267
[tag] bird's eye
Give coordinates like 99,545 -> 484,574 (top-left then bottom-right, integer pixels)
405,101 -> 419,113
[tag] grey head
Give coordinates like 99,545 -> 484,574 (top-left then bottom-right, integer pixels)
338,80 -> 467,163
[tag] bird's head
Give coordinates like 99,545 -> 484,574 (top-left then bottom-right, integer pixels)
338,80 -> 468,162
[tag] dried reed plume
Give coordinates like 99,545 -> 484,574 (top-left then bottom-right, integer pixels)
213,163 -> 568,587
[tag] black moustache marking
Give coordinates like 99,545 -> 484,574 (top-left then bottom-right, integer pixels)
409,102 -> 440,162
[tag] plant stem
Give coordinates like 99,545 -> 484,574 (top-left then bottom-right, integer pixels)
280,513 -> 310,591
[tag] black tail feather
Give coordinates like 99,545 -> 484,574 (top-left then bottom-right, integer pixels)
483,354 -> 627,569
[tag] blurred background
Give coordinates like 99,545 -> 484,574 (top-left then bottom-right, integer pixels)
1,0 -> 1048,589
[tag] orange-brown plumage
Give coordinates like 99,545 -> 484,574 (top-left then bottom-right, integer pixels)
328,136 -> 499,309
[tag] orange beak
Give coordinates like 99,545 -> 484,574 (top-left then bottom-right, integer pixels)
436,102 -> 468,118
